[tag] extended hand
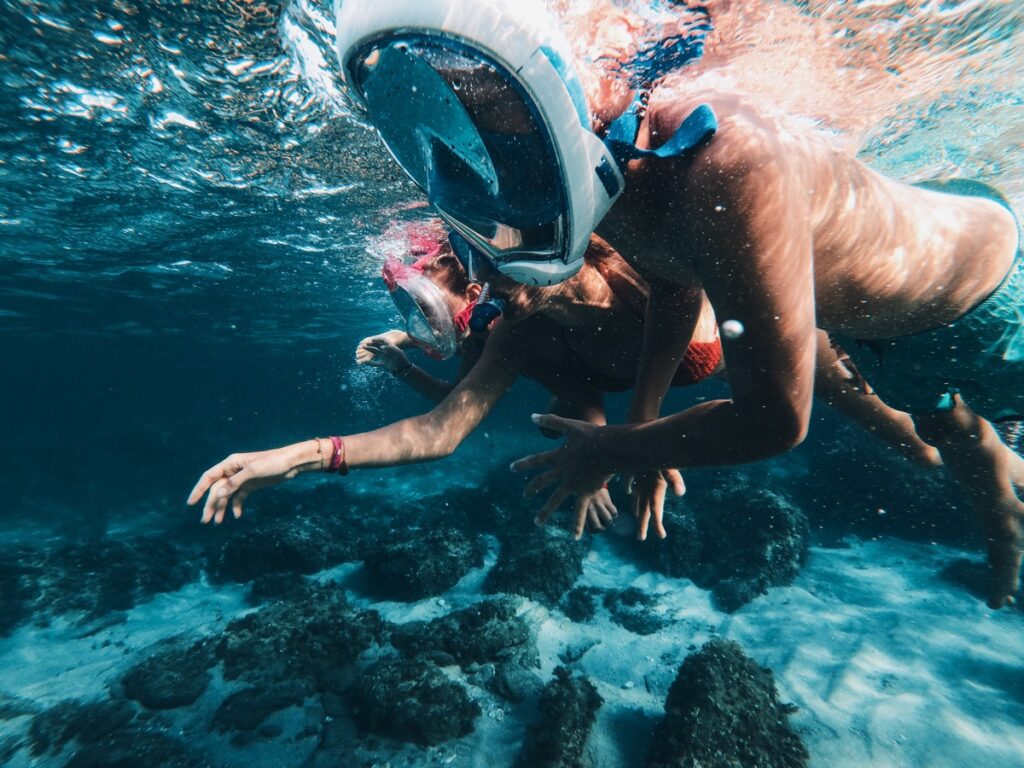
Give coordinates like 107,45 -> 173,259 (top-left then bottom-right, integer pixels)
187,442 -> 317,524
627,470 -> 685,540
355,335 -> 410,373
511,413 -> 614,540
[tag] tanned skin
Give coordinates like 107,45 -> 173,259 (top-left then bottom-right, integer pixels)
513,85 -> 1023,608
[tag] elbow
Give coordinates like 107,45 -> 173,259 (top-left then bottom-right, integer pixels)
745,405 -> 809,457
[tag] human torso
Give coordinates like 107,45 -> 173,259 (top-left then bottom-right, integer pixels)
598,87 -> 1019,340
506,246 -> 719,387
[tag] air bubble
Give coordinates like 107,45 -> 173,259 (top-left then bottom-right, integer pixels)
721,319 -> 744,339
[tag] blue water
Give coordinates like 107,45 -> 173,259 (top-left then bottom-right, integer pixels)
2,1 -> 1023,766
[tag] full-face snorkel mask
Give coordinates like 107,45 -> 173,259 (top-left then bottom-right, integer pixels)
381,255 -> 474,360
336,0 -> 625,286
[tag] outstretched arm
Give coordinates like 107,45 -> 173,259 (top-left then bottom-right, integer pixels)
190,325 -> 524,522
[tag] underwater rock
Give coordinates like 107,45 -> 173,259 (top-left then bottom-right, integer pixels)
28,698 -> 135,757
62,727 -> 203,768
362,527 -> 486,601
246,570 -> 306,605
31,537 -> 199,622
603,587 -> 671,635
560,586 -> 601,623
0,692 -> 39,721
695,488 -> 809,612
489,662 -> 545,703
485,527 -> 587,605
206,515 -> 355,584
0,551 -> 37,637
516,666 -> 603,768
121,639 -> 216,710
390,596 -> 538,669
353,657 -> 480,747
212,684 -> 305,733
647,639 -> 809,768
215,582 -> 383,695
634,509 -> 703,580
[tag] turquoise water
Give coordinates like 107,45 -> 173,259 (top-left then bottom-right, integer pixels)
1,1 -> 1023,766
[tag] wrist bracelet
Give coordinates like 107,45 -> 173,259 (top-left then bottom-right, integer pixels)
394,362 -> 413,378
327,435 -> 349,475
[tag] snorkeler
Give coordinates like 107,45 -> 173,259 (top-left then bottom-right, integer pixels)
188,215 -> 938,541
330,0 -> 1023,607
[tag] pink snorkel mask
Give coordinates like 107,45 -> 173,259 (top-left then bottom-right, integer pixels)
381,254 -> 476,360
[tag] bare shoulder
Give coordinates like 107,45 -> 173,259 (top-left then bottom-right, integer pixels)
647,89 -> 805,208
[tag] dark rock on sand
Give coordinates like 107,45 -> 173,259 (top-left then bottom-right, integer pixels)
560,586 -> 600,623
215,582 -> 383,695
0,551 -> 36,636
62,727 -> 203,768
632,489 -> 807,611
647,639 -> 809,768
488,662 -> 544,703
390,597 -> 538,669
353,657 -> 480,747
603,588 -> 671,635
28,698 -> 135,756
207,516 -> 355,584
485,527 -> 587,605
122,639 -> 216,710
31,538 -> 198,622
695,488 -> 809,612
246,571 -> 306,605
362,528 -> 486,601
516,666 -> 603,768
212,684 -> 305,732
635,511 -> 703,579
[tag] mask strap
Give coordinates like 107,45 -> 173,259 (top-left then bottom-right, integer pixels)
452,298 -> 478,334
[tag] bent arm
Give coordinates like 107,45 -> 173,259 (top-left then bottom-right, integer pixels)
596,149 -> 818,471
346,326 -> 522,466
626,278 -> 704,423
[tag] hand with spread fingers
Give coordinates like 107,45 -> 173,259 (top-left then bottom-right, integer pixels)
186,440 -> 325,524
627,469 -> 685,540
512,413 -> 615,539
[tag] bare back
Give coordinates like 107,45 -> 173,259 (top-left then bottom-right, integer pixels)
601,88 -> 1019,340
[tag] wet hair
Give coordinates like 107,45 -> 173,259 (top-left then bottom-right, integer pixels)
383,220 -> 472,296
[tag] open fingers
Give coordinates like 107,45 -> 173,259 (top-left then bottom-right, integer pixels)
665,469 -> 685,497
535,485 -> 571,527
651,481 -> 668,539
188,465 -> 228,506
510,448 -> 562,474
231,488 -> 251,520
529,412 -> 576,437
202,466 -> 255,525
637,496 -> 652,541
576,497 -> 592,539
524,468 -> 562,498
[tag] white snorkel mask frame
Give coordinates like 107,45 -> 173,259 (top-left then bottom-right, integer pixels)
335,0 -> 625,286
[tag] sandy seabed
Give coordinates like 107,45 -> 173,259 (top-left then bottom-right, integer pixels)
1,521 -> 1021,768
